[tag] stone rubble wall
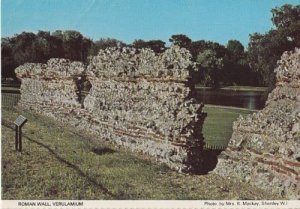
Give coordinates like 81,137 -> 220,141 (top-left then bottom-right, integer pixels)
15,46 -> 206,172
15,59 -> 85,118
214,48 -> 300,199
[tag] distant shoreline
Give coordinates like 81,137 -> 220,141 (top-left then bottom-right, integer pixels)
195,85 -> 268,92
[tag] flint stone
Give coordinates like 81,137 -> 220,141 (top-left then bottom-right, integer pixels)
214,48 -> 300,199
15,46 -> 206,172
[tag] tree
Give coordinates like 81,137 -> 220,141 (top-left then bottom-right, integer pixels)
226,40 -> 244,62
95,38 -> 126,50
189,40 -> 230,86
196,49 -> 224,87
2,32 -> 38,79
34,31 -> 51,62
132,39 -> 166,53
248,30 -> 293,86
50,30 -> 65,58
189,40 -> 207,59
145,40 -> 166,53
11,32 -> 37,65
82,37 -> 94,62
1,38 -> 16,79
271,4 -> 300,45
225,40 -> 259,86
1,30 -> 97,80
132,39 -> 147,49
169,34 -> 192,49
88,38 -> 127,56
248,4 -> 300,87
62,30 -> 84,60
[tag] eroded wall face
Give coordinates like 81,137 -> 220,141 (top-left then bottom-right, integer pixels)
214,48 -> 300,199
15,59 -> 85,118
15,46 -> 206,172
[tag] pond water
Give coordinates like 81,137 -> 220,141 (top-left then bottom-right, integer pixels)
195,88 -> 267,110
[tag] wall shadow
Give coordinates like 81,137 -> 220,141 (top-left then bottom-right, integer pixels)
92,147 -> 115,155
74,75 -> 92,108
197,149 -> 223,175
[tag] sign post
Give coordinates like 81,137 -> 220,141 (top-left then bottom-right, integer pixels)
14,115 -> 27,152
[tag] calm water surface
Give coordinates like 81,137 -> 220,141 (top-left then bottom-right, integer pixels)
195,88 -> 267,110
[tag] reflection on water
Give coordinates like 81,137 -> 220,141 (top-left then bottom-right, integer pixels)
195,88 -> 267,110
245,95 -> 256,110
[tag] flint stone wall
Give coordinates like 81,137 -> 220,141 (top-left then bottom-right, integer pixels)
15,59 -> 84,117
15,46 -> 206,172
214,48 -> 300,199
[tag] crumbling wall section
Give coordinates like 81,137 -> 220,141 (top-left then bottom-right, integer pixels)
214,48 -> 300,199
15,58 -> 85,118
15,46 -> 206,172
82,47 -> 205,172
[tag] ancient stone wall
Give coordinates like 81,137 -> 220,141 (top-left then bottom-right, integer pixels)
15,46 -> 206,172
15,58 -> 85,118
214,48 -> 300,199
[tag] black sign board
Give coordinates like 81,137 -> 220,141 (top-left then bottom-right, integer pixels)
14,115 -> 27,127
14,115 -> 27,152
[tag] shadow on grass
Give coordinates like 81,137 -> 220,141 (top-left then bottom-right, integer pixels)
92,147 -> 115,155
2,120 -> 117,198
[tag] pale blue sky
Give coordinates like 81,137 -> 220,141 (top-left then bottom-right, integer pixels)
2,0 -> 300,46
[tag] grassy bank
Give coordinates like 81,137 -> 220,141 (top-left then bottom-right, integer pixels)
1,108 -> 277,200
203,105 -> 254,147
220,86 -> 268,92
195,85 -> 268,92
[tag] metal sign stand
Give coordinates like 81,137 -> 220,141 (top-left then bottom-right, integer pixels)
14,115 -> 27,152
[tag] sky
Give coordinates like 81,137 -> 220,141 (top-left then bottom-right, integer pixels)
1,0 -> 300,47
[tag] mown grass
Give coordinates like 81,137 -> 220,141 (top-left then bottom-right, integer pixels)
220,86 -> 268,92
1,107 -> 279,200
203,105 -> 254,147
195,85 -> 268,92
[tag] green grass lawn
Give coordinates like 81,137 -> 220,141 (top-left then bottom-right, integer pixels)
203,105 -> 254,148
219,86 -> 268,92
1,107 -> 278,200
195,85 -> 268,92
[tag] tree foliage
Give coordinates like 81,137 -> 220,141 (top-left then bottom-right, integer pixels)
169,34 -> 192,49
248,4 -> 300,87
196,49 -> 224,87
271,4 -> 300,45
226,40 -> 245,63
248,30 -> 293,86
132,39 -> 166,53
1,30 -> 93,79
2,3 -> 299,88
1,38 -> 15,78
94,38 -> 126,51
226,40 -> 258,86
